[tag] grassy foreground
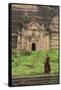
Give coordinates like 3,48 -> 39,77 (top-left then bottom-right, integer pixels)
12,49 -> 59,77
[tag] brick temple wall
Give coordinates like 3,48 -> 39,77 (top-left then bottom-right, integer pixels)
49,16 -> 59,49
12,16 -> 59,52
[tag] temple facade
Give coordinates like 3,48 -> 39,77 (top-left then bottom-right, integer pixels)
11,4 -> 59,52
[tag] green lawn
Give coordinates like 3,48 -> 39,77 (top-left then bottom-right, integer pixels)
12,49 -> 59,77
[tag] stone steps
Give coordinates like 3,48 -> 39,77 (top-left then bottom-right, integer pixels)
11,75 -> 59,86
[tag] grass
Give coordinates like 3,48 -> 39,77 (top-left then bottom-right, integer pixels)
12,49 -> 59,77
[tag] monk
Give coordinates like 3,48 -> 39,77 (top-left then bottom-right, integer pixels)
44,54 -> 51,74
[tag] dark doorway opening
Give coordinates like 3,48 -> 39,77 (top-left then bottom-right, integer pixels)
32,43 -> 36,51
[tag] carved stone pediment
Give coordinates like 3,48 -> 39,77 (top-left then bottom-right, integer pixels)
27,21 -> 44,32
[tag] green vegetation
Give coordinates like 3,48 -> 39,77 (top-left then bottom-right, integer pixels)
12,49 -> 59,77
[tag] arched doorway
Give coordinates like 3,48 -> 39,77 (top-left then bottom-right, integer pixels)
32,43 -> 36,51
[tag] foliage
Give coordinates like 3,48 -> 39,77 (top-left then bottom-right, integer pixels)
12,49 -> 59,77
20,50 -> 31,56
